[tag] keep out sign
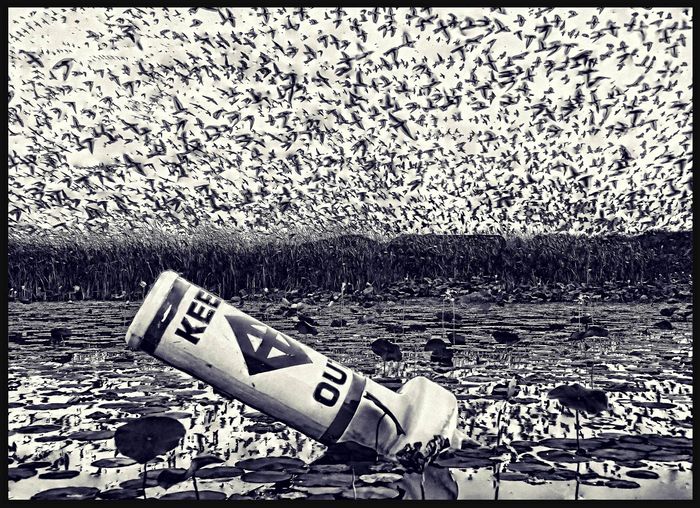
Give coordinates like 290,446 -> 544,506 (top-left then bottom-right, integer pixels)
126,271 -> 366,444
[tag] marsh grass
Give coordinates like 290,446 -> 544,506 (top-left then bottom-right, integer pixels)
8,228 -> 691,301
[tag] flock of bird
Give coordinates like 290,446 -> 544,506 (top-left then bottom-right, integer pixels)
8,7 -> 693,238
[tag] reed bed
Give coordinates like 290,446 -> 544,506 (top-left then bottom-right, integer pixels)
7,228 -> 692,301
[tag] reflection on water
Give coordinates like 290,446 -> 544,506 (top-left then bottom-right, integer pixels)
8,299 -> 693,499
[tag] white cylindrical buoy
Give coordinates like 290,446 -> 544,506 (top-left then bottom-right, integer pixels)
126,271 -> 461,458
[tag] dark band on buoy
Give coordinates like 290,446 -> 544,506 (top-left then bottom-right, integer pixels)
318,372 -> 367,445
141,277 -> 190,354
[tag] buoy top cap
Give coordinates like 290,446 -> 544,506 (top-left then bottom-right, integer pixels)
125,270 -> 181,350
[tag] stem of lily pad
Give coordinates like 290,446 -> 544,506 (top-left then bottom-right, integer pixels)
351,465 -> 357,500
441,302 -> 445,338
192,473 -> 200,500
401,297 -> 405,339
493,462 -> 501,500
142,463 -> 147,500
495,401 -> 505,448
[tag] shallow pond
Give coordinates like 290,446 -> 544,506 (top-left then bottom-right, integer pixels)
7,298 -> 693,499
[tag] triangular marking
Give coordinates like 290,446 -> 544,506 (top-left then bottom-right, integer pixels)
275,334 -> 289,347
252,324 -> 267,334
248,334 -> 263,352
267,347 -> 286,359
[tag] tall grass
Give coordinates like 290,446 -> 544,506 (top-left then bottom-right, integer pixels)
7,227 -> 692,301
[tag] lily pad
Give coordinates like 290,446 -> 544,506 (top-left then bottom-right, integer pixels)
605,479 -> 641,489
424,338 -> 448,352
193,466 -> 243,479
114,416 -> 185,463
537,438 -> 609,451
295,486 -> 345,496
371,338 -> 402,361
39,470 -> 81,480
434,454 -> 494,469
70,430 -> 115,441
159,490 -> 227,500
645,450 -> 693,462
9,468 -> 37,481
228,493 -> 258,500
157,455 -> 225,489
359,472 -> 403,484
626,470 -> 660,480
537,450 -> 592,463
618,435 -> 647,444
92,457 -> 138,468
453,447 -> 500,459
139,466 -> 185,479
241,470 -> 292,483
15,424 -> 62,434
507,460 -> 553,474
31,487 -> 100,500
119,477 -> 160,490
548,383 -> 608,414
632,401 -> 676,410
498,472 -> 529,481
583,325 -> 609,338
125,395 -> 173,404
653,320 -> 673,330
122,405 -> 171,415
34,435 -> 68,443
509,441 -> 534,453
309,464 -> 351,473
339,485 -> 400,499
615,460 -> 648,469
616,442 -> 658,453
97,488 -> 143,500
492,330 -> 520,345
511,397 -> 540,405
152,411 -> 192,420
645,436 -> 692,449
243,422 -> 286,433
24,402 -> 74,410
295,472 -> 355,487
86,411 -> 113,420
99,402 -> 141,409
591,448 -> 648,461
532,468 -> 578,481
236,456 -> 306,471
17,461 -> 52,469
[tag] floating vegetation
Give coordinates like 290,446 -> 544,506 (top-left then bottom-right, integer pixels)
8,295 -> 693,500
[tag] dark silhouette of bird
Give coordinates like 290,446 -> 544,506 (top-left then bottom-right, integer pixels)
5,7 -> 692,237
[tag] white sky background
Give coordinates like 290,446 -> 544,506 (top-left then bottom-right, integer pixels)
8,7 -> 693,238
